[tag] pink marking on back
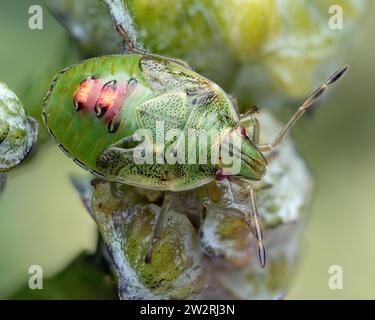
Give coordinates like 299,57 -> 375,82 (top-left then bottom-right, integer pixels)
73,77 -> 103,111
238,126 -> 247,137
96,81 -> 126,122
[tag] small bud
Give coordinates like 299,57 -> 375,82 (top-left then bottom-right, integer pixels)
91,181 -> 206,300
0,82 -> 37,172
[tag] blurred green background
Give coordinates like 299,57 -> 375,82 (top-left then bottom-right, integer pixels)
0,0 -> 374,299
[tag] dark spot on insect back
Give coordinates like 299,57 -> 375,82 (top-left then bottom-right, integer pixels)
108,118 -> 121,133
74,100 -> 84,111
95,105 -> 107,117
95,80 -> 117,117
95,80 -> 126,121
126,78 -> 138,96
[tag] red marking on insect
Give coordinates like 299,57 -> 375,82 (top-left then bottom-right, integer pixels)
73,77 -> 103,111
215,169 -> 229,181
95,80 -> 126,121
237,126 -> 247,137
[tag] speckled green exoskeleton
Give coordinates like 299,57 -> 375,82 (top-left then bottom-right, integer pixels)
0,82 -> 37,172
42,21 -> 348,267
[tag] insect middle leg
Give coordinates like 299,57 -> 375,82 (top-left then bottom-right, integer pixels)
108,134 -> 138,149
248,186 -> 267,268
145,192 -> 174,264
110,182 -> 125,199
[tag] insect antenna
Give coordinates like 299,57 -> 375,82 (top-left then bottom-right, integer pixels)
258,65 -> 349,152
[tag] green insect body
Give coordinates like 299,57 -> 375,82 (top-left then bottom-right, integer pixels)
43,54 -> 266,191
0,82 -> 37,172
43,31 -> 347,268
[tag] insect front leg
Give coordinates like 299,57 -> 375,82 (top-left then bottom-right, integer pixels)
227,177 -> 267,268
96,134 -> 141,174
247,186 -> 267,268
201,178 -> 267,268
145,192 -> 175,264
201,198 -> 249,223
238,106 -> 260,144
96,144 -> 137,181
108,134 -> 138,149
258,65 -> 349,152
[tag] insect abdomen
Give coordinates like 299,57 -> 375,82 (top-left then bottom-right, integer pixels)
43,54 -> 153,170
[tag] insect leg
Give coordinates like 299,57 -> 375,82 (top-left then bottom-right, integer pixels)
258,65 -> 349,152
229,177 -> 267,268
248,186 -> 267,268
145,192 -> 174,264
201,179 -> 267,268
201,198 -> 249,222
110,182 -> 124,199
108,134 -> 137,148
238,115 -> 260,144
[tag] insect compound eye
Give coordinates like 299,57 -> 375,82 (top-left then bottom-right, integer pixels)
95,80 -> 118,118
108,118 -> 121,133
215,169 -> 228,181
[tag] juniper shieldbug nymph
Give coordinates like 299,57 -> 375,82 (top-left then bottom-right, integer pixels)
42,23 -> 348,267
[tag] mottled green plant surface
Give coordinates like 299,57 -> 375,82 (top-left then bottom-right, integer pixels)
0,0 -> 375,300
0,82 -> 37,171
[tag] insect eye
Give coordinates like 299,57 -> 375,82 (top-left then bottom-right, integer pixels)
215,169 -> 228,181
238,126 -> 247,136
